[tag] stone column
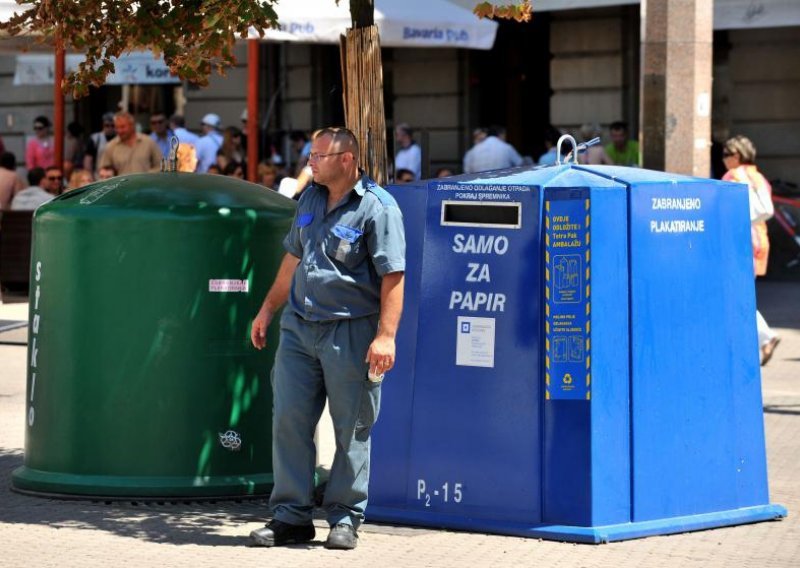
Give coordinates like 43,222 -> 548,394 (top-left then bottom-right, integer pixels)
640,0 -> 713,176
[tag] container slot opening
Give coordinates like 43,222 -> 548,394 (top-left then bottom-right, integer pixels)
441,201 -> 521,229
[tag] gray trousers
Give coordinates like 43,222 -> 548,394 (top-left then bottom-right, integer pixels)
269,310 -> 381,529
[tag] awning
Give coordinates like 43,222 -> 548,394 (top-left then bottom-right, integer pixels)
713,0 -> 800,30
12,51 -> 180,86
449,0 -> 800,30
252,0 -> 498,49
2,0 -> 498,87
1,0 -> 497,50
0,1 -> 31,23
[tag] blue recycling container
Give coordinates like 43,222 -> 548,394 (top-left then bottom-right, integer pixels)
367,163 -> 787,543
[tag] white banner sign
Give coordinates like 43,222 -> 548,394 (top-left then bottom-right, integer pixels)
251,0 -> 498,50
13,51 -> 180,86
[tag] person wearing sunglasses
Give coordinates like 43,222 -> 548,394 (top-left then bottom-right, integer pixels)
43,165 -> 64,194
25,116 -> 55,171
722,135 -> 780,365
148,112 -> 175,158
249,127 -> 406,550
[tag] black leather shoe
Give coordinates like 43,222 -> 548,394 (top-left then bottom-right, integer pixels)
325,523 -> 358,550
249,519 -> 315,547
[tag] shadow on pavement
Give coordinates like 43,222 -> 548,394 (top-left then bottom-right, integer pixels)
763,404 -> 800,416
0,449 -> 428,543
0,448 -> 271,547
757,280 -> 800,331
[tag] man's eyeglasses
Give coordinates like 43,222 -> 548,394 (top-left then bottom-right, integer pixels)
47,175 -> 63,181
150,119 -> 165,124
309,151 -> 347,161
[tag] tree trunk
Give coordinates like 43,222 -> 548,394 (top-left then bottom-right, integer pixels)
341,1 -> 388,185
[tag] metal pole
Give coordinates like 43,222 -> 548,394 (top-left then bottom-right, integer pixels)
247,39 -> 260,183
54,37 -> 65,177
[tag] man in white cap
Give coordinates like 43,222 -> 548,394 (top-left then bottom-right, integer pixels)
195,113 -> 223,173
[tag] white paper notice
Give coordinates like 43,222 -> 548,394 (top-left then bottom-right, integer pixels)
456,316 -> 496,368
209,279 -> 249,293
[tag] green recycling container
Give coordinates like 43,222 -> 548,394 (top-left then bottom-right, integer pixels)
11,173 -> 295,498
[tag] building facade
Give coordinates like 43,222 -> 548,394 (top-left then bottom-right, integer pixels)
0,1 -> 798,182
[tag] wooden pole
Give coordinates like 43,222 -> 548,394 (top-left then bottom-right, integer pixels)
247,39 -> 260,183
341,25 -> 388,185
54,36 -> 65,175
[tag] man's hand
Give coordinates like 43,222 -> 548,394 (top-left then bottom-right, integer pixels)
365,272 -> 404,377
366,334 -> 396,377
251,306 -> 273,350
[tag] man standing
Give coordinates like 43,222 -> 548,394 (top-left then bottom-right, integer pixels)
195,113 -> 223,173
149,112 -> 175,158
249,127 -> 405,550
463,125 -> 523,173
394,123 -> 421,180
98,112 -> 162,175
167,114 -> 200,172
83,112 -> 117,174
169,114 -> 200,147
605,121 -> 640,166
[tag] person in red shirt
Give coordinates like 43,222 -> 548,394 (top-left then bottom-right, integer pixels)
26,116 -> 55,170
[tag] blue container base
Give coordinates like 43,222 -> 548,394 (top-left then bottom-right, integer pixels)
366,504 -> 788,544
11,466 -> 274,500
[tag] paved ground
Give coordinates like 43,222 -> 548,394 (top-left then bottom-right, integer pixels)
0,281 -> 798,567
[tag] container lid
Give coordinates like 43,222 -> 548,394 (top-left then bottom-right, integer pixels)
38,173 -> 297,218
421,163 -> 730,191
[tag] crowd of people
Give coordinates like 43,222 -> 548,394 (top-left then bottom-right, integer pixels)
0,110 -> 313,212
0,113 -> 126,212
1,111 -> 649,212
391,120 -> 640,184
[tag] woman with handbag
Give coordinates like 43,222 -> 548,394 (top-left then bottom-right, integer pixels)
722,135 -> 780,365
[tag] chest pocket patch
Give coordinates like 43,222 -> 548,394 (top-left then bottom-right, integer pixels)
330,224 -> 364,264
297,213 -> 314,227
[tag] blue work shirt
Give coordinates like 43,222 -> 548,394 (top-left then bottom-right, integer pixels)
283,173 -> 406,321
